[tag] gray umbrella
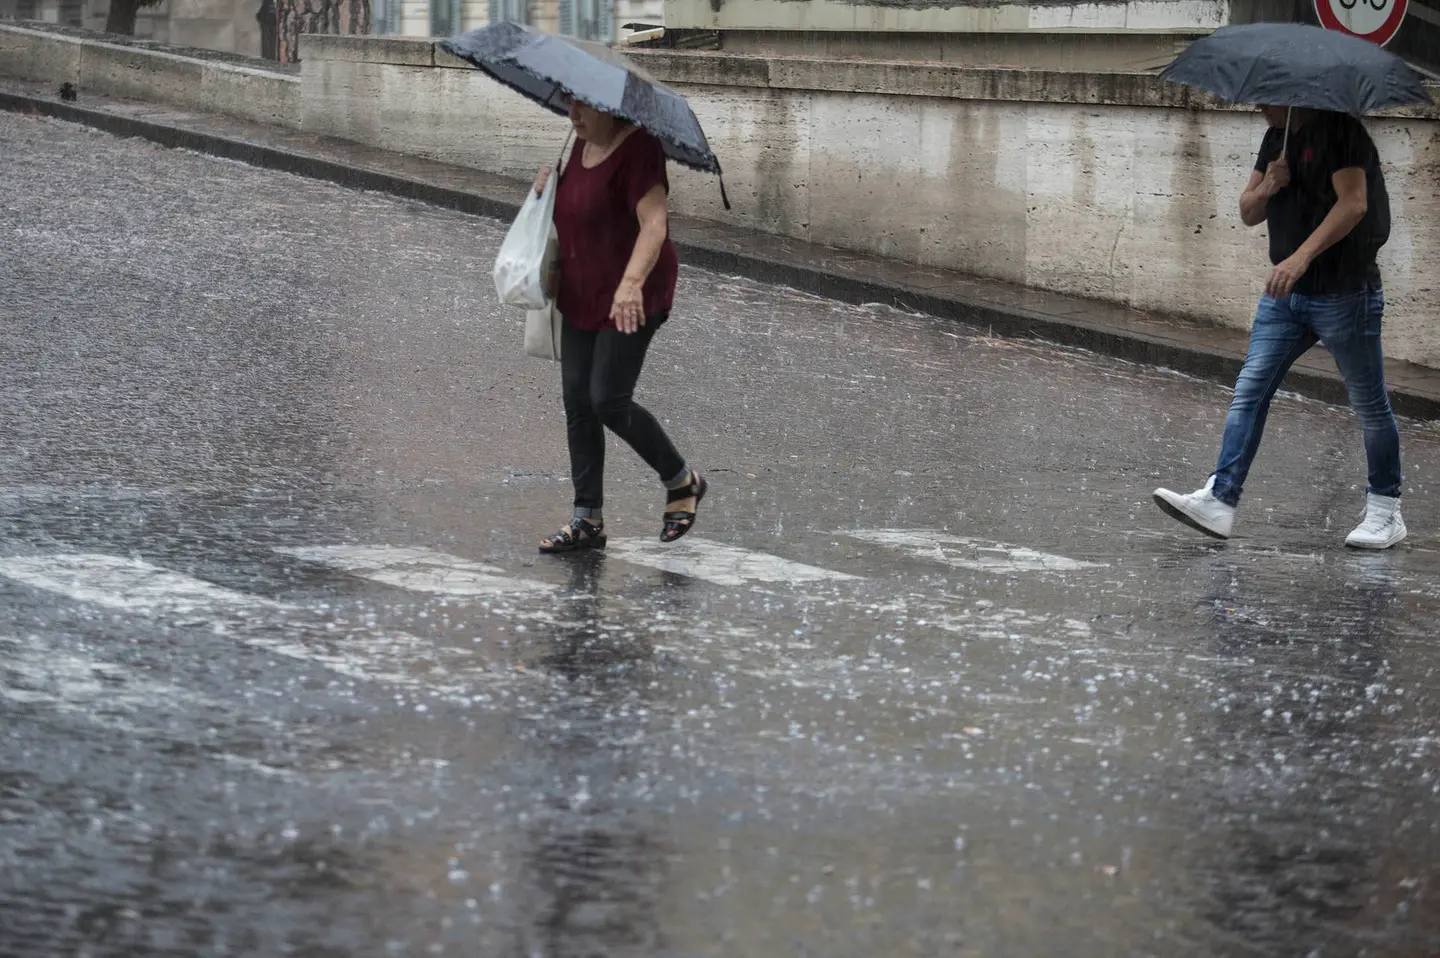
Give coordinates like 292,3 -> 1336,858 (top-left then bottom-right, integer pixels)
439,21 -> 729,207
1161,23 -> 1432,116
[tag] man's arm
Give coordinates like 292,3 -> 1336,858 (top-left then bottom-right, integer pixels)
1240,161 -> 1288,227
1264,167 -> 1368,298
1298,167 -> 1369,262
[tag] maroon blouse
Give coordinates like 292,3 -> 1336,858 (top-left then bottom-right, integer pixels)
553,129 -> 679,332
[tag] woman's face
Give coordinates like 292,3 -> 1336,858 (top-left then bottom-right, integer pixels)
569,101 -> 614,142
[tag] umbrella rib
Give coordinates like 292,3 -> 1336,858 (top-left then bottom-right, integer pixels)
1233,49 -> 1268,107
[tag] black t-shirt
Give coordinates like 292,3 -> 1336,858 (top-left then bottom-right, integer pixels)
1253,112 -> 1389,295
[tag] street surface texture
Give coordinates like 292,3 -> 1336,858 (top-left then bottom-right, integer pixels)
3,113 -> 1440,957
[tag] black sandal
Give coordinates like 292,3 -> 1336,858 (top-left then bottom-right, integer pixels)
660,472 -> 708,544
539,519 -> 607,554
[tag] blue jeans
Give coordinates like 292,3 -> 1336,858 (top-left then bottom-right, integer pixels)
1212,288 -> 1401,507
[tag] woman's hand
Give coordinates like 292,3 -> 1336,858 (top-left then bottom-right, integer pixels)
610,279 -> 646,334
533,168 -> 551,195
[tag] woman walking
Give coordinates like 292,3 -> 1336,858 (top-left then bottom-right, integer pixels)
533,100 -> 707,554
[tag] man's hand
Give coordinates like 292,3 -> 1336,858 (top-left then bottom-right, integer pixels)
1240,159 -> 1290,227
610,279 -> 646,333
1265,251 -> 1311,300
1260,157 -> 1290,196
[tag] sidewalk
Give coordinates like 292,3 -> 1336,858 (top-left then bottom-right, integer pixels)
5,77 -> 1438,420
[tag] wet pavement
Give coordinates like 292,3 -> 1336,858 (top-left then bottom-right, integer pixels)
3,112 -> 1440,957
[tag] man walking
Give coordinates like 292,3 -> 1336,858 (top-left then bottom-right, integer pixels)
1153,105 -> 1405,549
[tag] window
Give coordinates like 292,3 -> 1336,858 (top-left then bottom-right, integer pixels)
560,0 -> 610,40
575,0 -> 602,39
372,0 -> 402,34
431,0 -> 461,36
488,0 -> 528,24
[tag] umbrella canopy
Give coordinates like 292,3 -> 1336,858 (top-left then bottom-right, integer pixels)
1160,23 -> 1432,115
440,22 -> 723,177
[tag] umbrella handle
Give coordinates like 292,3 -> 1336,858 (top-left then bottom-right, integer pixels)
555,129 -> 575,172
1282,106 -> 1292,158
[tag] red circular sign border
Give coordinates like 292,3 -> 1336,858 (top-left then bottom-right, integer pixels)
1314,0 -> 1409,47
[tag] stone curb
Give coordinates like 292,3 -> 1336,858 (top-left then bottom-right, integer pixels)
4,88 -> 1438,421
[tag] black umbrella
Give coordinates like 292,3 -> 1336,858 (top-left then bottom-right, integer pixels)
1161,23 -> 1432,117
439,22 -> 728,207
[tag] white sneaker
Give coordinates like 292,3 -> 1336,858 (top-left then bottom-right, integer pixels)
1153,476 -> 1235,539
1345,493 -> 1407,550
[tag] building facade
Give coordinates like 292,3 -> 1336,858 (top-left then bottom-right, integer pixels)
659,0 -> 1439,74
1,0 -> 86,30
367,0 -> 660,40
5,0 -> 1427,78
0,0 -> 660,57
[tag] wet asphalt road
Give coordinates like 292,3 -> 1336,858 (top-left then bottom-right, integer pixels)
3,112 -> 1440,958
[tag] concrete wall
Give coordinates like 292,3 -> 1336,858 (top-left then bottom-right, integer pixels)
659,0 -> 1303,70
74,0 -> 265,58
0,23 -> 299,126
703,31 -> 1203,72
299,35 -> 569,174
161,0 -> 264,58
4,0 -> 84,25
663,0 -> 1231,34
298,35 -> 1440,368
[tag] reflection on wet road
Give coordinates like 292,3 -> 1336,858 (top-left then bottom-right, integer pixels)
3,112 -> 1439,956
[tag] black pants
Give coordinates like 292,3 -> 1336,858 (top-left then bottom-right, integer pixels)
561,314 -> 685,512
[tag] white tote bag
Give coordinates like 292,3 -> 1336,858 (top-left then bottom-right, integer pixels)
524,300 -> 563,361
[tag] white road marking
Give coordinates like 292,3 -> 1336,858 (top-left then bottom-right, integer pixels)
276,545 -> 553,596
0,553 -> 534,698
843,529 -> 1108,574
0,553 -> 285,615
608,538 -> 860,588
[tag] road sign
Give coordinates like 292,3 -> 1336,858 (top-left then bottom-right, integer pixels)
1314,0 -> 1410,46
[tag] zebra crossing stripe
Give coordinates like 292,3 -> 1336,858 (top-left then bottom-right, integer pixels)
841,529 -> 1108,573
275,545 -> 554,596
0,554 -> 516,697
608,538 -> 860,587
0,553 -> 287,615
